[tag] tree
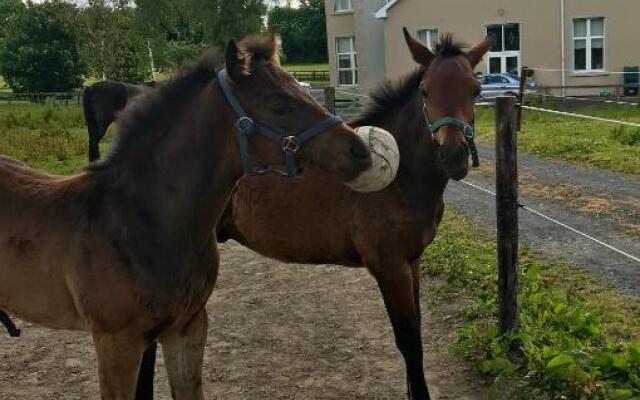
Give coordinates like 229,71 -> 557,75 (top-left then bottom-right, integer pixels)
0,1 -> 85,92
134,0 -> 267,69
0,0 -> 23,43
268,0 -> 327,64
194,0 -> 267,47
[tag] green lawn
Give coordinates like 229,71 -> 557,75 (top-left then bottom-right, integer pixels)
0,103 -> 109,175
282,63 -> 329,72
475,100 -> 640,175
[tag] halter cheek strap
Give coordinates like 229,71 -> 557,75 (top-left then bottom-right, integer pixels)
217,69 -> 343,178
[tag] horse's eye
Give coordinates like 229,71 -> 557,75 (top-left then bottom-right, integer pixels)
420,88 -> 428,98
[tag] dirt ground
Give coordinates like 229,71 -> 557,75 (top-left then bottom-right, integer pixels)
446,144 -> 640,298
0,241 -> 489,400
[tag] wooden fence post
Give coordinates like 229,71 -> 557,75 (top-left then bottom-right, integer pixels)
324,86 -> 336,114
517,67 -> 528,131
495,96 -> 519,334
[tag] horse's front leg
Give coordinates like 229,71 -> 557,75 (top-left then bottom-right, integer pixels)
371,259 -> 430,400
94,331 -> 147,400
160,308 -> 208,400
0,310 -> 20,337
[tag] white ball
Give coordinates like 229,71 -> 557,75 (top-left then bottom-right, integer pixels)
345,126 -> 400,192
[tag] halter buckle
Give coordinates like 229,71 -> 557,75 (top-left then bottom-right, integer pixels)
236,116 -> 255,135
281,136 -> 300,154
463,125 -> 475,139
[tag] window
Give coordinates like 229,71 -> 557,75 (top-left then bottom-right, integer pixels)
334,0 -> 352,13
336,37 -> 357,86
574,17 -> 604,72
417,28 -> 439,51
486,23 -> 520,75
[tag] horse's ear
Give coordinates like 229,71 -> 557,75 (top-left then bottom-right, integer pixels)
225,39 -> 250,80
403,27 -> 434,66
466,35 -> 493,67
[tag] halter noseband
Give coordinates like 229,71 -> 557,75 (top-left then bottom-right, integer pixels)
423,106 -> 480,167
217,69 -> 344,178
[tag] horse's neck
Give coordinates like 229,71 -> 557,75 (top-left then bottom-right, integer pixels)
394,96 -> 448,203
111,85 -> 242,245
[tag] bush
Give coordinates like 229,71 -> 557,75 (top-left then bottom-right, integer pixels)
0,1 -> 85,93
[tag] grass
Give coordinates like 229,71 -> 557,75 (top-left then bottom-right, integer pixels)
282,63 -> 329,72
475,98 -> 640,175
0,102 -> 110,175
424,210 -> 640,399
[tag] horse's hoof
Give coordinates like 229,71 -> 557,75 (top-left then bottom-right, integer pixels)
9,329 -> 20,337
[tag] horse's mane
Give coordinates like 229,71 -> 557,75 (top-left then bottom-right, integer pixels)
434,34 -> 467,57
350,34 -> 467,128
349,68 -> 423,127
87,49 -> 224,173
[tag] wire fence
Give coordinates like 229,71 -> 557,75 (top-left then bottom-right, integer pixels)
528,92 -> 639,107
0,91 -> 83,105
328,86 -> 640,266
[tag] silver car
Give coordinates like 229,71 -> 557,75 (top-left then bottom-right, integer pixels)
479,73 -> 539,99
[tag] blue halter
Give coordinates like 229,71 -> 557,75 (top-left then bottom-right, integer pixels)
217,69 -> 344,178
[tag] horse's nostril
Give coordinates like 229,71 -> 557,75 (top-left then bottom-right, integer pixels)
350,142 -> 370,163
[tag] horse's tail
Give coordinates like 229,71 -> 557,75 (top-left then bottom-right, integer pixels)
83,85 -> 101,162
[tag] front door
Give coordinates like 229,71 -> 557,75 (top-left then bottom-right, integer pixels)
486,23 -> 521,76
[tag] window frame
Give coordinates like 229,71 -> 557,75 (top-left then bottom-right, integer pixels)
416,28 -> 439,51
335,36 -> 357,87
485,23 -> 522,76
333,0 -> 353,14
572,16 -> 606,73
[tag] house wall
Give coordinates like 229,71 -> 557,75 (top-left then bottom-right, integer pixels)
562,0 -> 640,95
354,0 -> 387,91
385,0 -> 640,95
325,0 -> 387,90
325,1 -> 356,88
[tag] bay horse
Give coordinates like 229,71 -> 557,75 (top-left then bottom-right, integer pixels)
137,30 -> 491,400
0,34 -> 372,399
83,80 -> 156,162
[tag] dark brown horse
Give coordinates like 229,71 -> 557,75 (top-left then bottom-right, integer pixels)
136,30 -> 492,400
83,80 -> 155,162
0,34 -> 371,399
220,31 -> 491,400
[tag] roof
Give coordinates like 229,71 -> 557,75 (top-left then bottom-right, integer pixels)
374,0 -> 400,19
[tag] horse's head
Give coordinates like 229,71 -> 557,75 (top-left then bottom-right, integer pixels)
403,28 -> 491,181
223,34 -> 371,181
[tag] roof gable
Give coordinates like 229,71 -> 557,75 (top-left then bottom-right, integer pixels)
375,0 -> 400,19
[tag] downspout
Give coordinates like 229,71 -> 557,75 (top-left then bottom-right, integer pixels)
560,0 -> 566,96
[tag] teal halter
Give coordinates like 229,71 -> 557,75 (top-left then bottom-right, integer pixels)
424,106 -> 475,140
423,106 -> 480,167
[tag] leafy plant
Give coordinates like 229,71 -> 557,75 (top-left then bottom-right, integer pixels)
423,211 -> 640,399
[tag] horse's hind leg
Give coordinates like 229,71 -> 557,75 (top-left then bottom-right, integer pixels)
0,310 -> 20,337
88,125 -> 106,162
370,259 -> 430,400
135,342 -> 157,400
94,332 -> 147,400
160,308 -> 207,400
